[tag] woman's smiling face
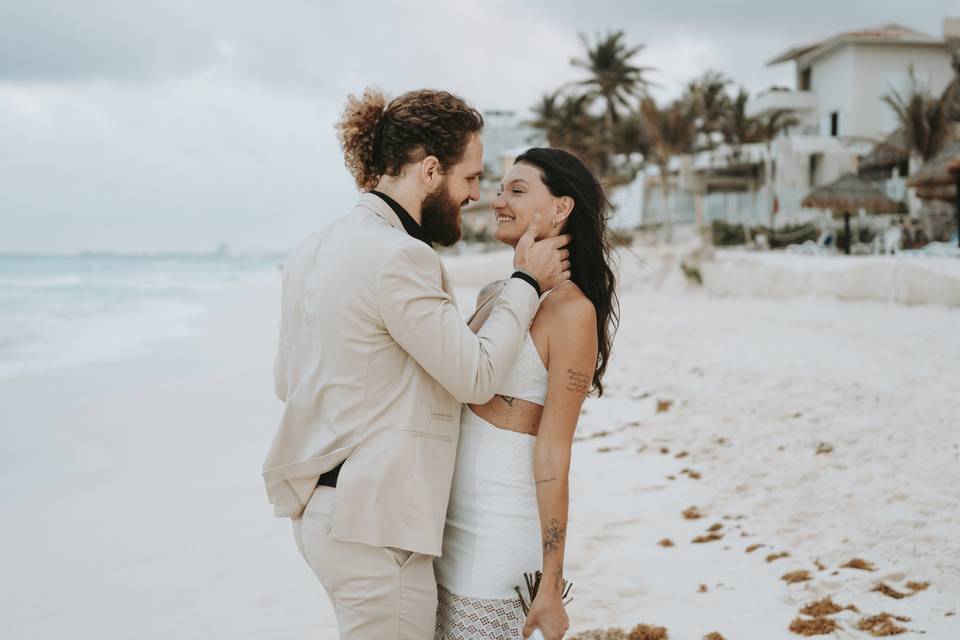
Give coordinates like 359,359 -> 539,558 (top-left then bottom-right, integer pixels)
491,162 -> 570,246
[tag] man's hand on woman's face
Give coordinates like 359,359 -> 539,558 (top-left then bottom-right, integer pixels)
514,214 -> 571,291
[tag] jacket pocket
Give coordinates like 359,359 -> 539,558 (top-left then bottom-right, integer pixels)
394,429 -> 453,442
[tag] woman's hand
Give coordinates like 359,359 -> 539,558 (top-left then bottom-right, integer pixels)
522,591 -> 569,640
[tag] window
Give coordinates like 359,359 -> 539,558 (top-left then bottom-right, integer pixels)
830,111 -> 839,137
809,153 -> 821,187
799,67 -> 812,91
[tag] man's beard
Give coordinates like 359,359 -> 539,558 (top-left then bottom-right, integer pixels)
420,179 -> 464,247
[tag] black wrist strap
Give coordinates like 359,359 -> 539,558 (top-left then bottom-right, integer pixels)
511,270 -> 541,297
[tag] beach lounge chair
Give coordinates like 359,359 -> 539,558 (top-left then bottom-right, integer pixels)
786,230 -> 836,255
918,242 -> 960,258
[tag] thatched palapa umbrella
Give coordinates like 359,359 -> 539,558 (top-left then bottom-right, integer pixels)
949,156 -> 960,176
906,140 -> 960,201
860,127 -> 909,173
906,140 -> 960,247
802,174 -> 899,254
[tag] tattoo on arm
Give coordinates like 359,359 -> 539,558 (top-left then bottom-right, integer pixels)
535,477 -> 556,486
565,369 -> 590,395
543,518 -> 566,557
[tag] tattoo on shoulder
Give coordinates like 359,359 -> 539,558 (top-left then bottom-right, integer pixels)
565,369 -> 590,395
543,518 -> 566,556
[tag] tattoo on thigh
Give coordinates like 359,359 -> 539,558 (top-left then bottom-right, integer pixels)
543,518 -> 566,556
565,369 -> 590,395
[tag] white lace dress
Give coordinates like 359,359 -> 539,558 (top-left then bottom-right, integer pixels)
434,330 -> 550,640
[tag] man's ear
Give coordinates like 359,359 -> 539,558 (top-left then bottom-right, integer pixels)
420,155 -> 443,189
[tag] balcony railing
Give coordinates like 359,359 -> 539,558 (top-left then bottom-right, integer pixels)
747,90 -> 816,118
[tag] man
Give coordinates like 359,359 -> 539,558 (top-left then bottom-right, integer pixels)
263,88 -> 570,639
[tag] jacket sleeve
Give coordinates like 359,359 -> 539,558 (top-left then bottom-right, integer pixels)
378,243 -> 540,404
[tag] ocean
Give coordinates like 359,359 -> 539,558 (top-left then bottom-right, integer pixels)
0,252 -> 283,379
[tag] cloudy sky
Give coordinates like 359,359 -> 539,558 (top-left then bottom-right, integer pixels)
0,1 -> 951,253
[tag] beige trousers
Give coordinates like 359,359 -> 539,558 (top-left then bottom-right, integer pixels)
292,485 -> 438,639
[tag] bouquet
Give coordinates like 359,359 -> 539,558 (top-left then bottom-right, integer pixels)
514,570 -> 574,615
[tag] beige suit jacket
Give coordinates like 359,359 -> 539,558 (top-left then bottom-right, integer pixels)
263,193 -> 540,556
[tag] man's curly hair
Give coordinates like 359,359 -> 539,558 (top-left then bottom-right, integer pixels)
336,88 -> 484,191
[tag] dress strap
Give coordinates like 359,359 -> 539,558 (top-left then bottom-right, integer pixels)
541,279 -> 572,300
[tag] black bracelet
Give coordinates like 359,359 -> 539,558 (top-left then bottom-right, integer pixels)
510,270 -> 541,297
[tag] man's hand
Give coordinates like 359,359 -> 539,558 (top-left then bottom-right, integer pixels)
522,592 -> 568,640
513,214 -> 571,292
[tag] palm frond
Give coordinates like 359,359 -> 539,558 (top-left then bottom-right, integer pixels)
882,64 -> 955,161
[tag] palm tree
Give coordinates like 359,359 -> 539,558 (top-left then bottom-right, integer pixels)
640,96 -> 698,242
715,90 -> 796,245
610,109 -> 651,160
685,70 -> 733,150
754,109 -> 799,244
881,63 -> 959,238
602,109 -> 652,185
756,109 -> 799,145
948,49 -> 960,122
882,65 -> 956,164
528,91 -> 608,174
722,88 -> 764,148
571,31 -> 656,140
528,91 -> 569,147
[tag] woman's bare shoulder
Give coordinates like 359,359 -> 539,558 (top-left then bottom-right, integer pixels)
539,283 -> 597,336
543,282 -> 593,312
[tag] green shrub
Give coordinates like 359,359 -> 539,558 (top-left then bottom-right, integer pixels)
711,220 -> 746,246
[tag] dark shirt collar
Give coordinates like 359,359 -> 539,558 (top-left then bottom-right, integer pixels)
370,191 -> 431,247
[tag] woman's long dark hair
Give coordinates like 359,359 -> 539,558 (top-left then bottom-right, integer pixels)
514,148 -> 619,396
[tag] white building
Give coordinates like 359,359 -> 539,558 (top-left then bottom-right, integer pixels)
757,22 -> 953,222
480,109 -> 542,180
640,20 -> 955,234
760,23 -> 953,139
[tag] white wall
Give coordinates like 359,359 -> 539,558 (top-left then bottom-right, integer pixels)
609,175 -> 644,229
806,44 -> 857,138
851,43 -> 953,138
803,41 -> 951,140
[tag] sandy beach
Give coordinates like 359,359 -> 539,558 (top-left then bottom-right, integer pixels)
1,248 -> 958,639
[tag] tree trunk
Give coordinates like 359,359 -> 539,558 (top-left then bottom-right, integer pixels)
659,159 -> 674,244
604,98 -> 617,158
694,192 -> 705,238
843,212 -> 852,255
765,142 -> 775,250
907,153 -> 923,218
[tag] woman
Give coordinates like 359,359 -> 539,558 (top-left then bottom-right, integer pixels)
435,148 -> 619,640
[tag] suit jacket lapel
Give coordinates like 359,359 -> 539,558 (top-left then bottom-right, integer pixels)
358,193 -> 459,308
465,280 -> 508,325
